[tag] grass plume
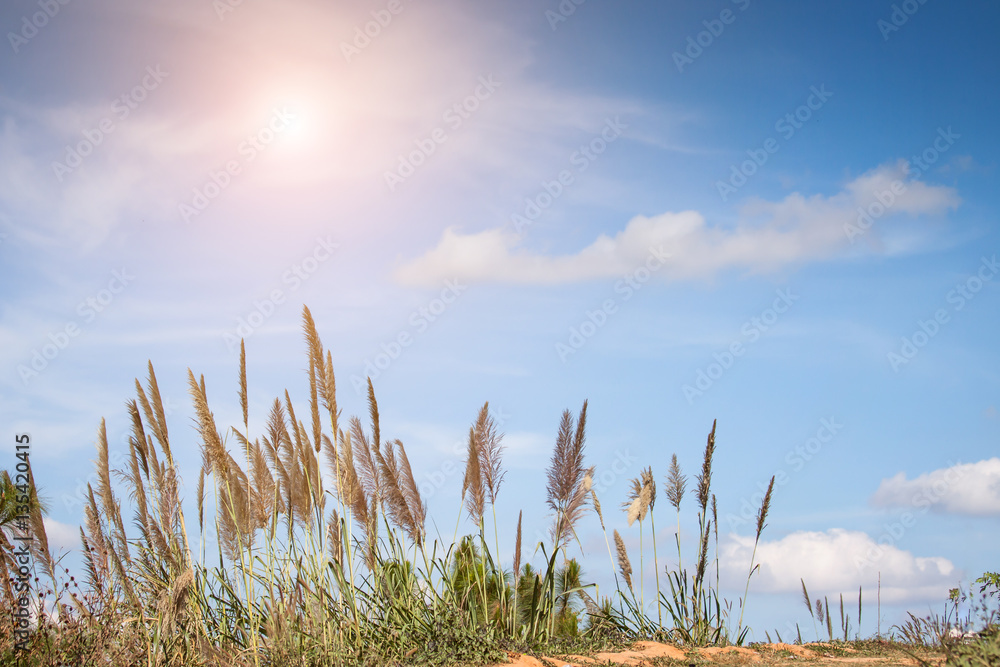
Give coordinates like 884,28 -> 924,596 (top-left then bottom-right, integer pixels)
0,306 -> 800,665
545,402 -> 590,552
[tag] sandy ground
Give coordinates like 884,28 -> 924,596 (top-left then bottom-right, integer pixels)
492,640 -> 941,667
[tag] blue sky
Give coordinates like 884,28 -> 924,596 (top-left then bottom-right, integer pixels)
1,0 -> 998,639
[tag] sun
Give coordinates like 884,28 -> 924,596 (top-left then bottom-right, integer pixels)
250,83 -> 341,167
266,97 -> 333,151
278,107 -> 307,141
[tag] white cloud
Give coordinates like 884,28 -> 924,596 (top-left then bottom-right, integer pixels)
501,431 -> 554,470
719,529 -> 956,604
870,458 -> 1000,516
393,162 -> 959,287
394,217 -> 683,286
43,518 -> 81,553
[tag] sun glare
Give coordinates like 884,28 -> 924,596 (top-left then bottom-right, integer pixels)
279,107 -> 306,141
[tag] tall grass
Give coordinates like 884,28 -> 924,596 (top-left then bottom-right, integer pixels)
1,305 -> 779,665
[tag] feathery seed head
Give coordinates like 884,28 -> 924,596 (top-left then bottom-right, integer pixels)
666,453 -> 687,511
239,340 -> 248,427
696,419 -> 717,512
461,426 -> 485,524
623,475 -> 651,526
613,529 -> 633,591
591,490 -> 605,530
755,475 -> 775,539
641,466 -> 656,511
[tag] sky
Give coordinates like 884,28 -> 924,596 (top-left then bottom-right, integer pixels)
1,0 -> 998,641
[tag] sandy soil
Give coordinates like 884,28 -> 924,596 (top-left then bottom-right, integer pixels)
492,640 -> 941,667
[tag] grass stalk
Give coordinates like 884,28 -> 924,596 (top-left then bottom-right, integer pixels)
1,306 -> 798,665
736,475 -> 774,642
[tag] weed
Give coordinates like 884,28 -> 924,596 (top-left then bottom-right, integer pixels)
0,305 -> 781,665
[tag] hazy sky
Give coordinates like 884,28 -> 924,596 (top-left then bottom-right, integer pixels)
2,0 -> 998,638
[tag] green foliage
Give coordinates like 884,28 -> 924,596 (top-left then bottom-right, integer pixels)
975,572 -> 1000,598
940,625 -> 1000,667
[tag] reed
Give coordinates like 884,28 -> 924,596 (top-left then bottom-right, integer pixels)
613,529 -> 633,593
665,453 -> 686,572
735,474 -> 774,642
0,305 -> 791,665
802,578 -> 820,641
545,402 -> 591,553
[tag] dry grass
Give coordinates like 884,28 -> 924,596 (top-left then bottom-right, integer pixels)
1,305 -> 800,666
614,529 -> 633,593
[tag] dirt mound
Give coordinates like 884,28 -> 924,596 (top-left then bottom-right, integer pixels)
697,645 -> 763,662
494,640 -> 932,666
501,656 -> 546,667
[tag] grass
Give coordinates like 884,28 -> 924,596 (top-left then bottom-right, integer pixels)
0,304 -> 986,666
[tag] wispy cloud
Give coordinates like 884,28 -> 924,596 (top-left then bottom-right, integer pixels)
394,162 -> 959,287
870,458 -> 1000,516
43,517 -> 81,553
0,1 -> 661,254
